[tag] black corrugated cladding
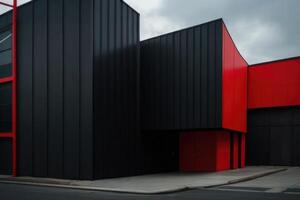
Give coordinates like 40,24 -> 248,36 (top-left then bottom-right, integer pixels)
0,0 -> 139,180
140,19 -> 223,131
93,0 -> 140,179
247,107 -> 300,166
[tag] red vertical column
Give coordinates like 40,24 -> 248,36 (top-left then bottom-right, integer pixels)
12,0 -> 18,177
0,0 -> 18,177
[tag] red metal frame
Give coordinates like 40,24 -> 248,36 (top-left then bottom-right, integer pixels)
0,0 -> 17,177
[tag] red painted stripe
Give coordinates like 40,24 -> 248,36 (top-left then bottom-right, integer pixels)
0,77 -> 13,84
0,133 -> 14,138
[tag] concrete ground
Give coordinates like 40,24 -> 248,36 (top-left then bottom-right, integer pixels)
212,167 -> 300,194
0,166 -> 285,194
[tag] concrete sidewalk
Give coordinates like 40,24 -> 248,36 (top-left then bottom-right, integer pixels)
0,166 -> 286,194
219,167 -> 300,194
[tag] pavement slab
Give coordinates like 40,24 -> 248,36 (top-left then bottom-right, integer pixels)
219,167 -> 300,194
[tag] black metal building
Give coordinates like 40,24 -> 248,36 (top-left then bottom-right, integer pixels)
140,19 -> 223,131
0,0 -> 139,180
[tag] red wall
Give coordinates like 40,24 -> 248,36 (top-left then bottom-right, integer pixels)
222,24 -> 248,133
248,57 -> 300,109
239,134 -> 246,168
180,131 -> 231,172
231,134 -> 239,169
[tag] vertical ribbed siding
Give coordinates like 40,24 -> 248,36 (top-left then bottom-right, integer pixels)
15,0 -> 94,179
8,0 -> 139,179
93,0 -> 140,179
141,19 -> 223,131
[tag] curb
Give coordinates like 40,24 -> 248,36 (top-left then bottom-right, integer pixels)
0,179 -> 188,195
203,168 -> 287,189
0,168 -> 287,195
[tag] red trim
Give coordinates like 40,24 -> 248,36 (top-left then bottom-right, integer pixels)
0,133 -> 13,138
12,0 -> 18,177
0,0 -> 17,177
0,77 -> 13,84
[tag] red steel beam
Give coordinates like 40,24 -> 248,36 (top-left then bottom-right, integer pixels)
0,133 -> 13,138
0,76 -> 13,84
12,0 -> 17,177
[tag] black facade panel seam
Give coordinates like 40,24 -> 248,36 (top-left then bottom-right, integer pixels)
32,0 -> 48,177
47,0 -> 64,178
79,0 -> 94,180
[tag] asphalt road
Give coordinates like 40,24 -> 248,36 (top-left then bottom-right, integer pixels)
0,183 -> 299,200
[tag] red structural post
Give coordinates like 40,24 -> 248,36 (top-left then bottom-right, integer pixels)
12,0 -> 18,177
0,0 -> 17,177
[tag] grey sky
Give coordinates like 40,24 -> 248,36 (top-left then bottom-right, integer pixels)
1,0 -> 299,64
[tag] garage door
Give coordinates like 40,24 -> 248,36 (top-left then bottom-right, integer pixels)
247,107 -> 300,166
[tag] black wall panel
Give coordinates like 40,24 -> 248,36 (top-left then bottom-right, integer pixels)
0,0 -> 139,179
247,107 -> 300,166
47,0 -> 64,179
93,0 -> 140,179
140,19 -> 223,131
140,132 -> 179,174
63,0 -> 81,180
79,0 -> 94,180
32,0 -> 48,177
17,4 -> 33,176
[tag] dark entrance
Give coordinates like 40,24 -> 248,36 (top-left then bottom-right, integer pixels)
247,107 -> 300,166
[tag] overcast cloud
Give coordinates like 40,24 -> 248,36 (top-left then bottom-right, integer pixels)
126,0 -> 300,64
1,0 -> 299,64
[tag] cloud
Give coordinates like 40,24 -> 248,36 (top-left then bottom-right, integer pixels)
125,0 -> 300,64
125,0 -> 184,40
1,0 -> 299,64
0,0 -> 31,14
